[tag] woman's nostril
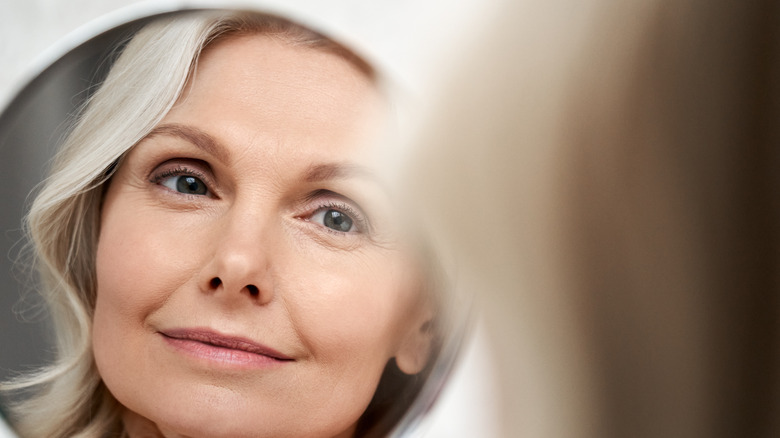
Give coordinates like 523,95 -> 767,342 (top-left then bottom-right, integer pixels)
210,277 -> 222,289
246,285 -> 259,296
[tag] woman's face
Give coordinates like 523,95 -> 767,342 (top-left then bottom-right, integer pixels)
93,34 -> 431,438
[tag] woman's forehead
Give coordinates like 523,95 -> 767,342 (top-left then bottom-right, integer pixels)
196,33 -> 377,95
161,34 -> 385,167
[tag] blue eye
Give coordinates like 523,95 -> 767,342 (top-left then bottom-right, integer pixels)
161,175 -> 209,195
310,208 -> 355,232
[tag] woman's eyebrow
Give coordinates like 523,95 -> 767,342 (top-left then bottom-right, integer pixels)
303,162 -> 379,184
147,123 -> 231,163
304,163 -> 392,199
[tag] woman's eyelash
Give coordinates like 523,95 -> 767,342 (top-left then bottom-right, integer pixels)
149,165 -> 213,196
150,165 -> 206,185
311,200 -> 370,234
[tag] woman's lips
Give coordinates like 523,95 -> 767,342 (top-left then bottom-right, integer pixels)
159,328 -> 293,368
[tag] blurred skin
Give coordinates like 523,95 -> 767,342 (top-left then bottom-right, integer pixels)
92,34 -> 432,438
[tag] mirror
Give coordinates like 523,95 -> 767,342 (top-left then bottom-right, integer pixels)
0,7 -> 467,437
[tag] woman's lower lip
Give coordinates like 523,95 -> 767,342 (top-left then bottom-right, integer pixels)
161,335 -> 289,369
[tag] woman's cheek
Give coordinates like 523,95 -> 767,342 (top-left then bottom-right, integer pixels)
290,257 -> 411,359
95,225 -> 162,315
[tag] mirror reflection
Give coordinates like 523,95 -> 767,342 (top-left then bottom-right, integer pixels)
0,10 -> 455,438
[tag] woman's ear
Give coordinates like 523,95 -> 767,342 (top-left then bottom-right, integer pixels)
394,313 -> 435,375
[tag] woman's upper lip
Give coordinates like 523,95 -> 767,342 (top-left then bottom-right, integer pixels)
159,328 -> 294,361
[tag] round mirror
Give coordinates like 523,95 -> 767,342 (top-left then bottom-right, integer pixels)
0,5 -> 468,437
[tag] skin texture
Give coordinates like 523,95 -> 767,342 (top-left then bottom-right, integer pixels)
93,34 -> 432,438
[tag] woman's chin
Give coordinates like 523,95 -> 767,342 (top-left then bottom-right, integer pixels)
120,399 -> 358,438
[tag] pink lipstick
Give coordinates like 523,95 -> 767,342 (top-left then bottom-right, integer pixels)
159,328 -> 293,368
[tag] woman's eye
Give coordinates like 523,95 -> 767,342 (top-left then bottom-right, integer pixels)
160,175 -> 209,195
311,209 -> 355,232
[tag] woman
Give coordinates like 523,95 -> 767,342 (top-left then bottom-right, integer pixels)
1,11 -> 442,438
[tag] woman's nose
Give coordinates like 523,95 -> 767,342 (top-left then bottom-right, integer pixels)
198,208 -> 276,306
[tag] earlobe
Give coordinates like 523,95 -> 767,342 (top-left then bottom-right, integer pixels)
395,318 -> 434,375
